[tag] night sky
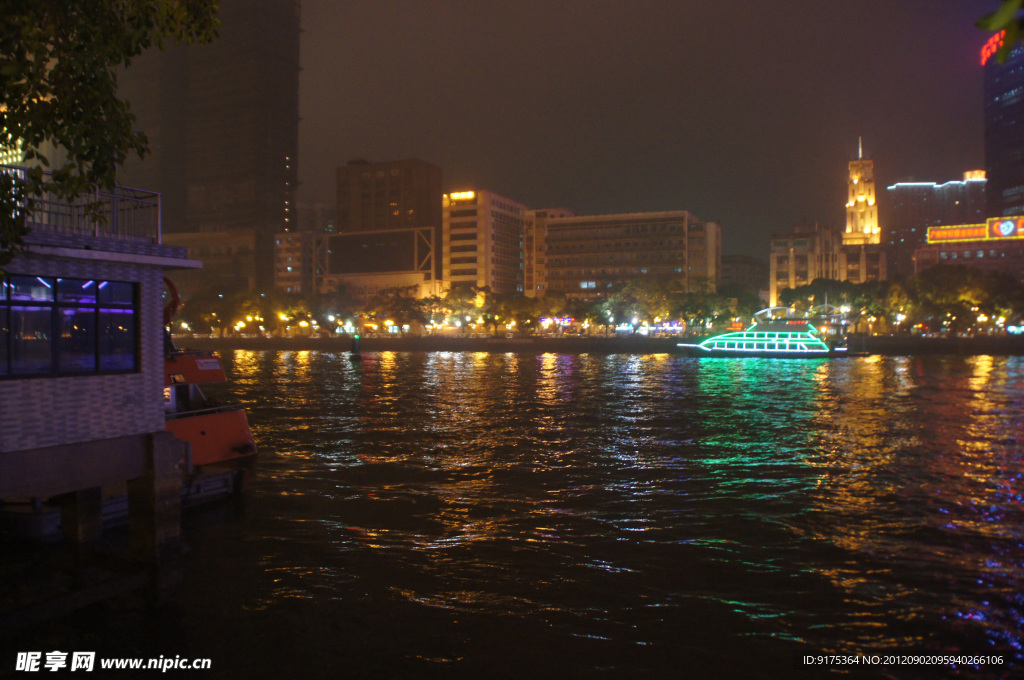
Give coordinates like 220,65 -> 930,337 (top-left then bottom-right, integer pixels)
297,1 -> 998,258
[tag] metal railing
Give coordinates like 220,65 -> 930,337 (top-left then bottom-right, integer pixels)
3,164 -> 161,243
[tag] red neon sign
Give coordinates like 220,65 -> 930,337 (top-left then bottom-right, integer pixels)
982,30 -> 1006,66
927,225 -> 987,243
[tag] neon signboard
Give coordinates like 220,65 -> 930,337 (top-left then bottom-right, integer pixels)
927,224 -> 988,243
981,31 -> 1006,66
989,217 -> 1020,238
927,218 -> 1024,244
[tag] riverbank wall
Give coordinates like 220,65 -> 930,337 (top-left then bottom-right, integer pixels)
172,334 -> 1024,356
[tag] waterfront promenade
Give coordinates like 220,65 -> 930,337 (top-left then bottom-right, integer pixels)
174,333 -> 1024,355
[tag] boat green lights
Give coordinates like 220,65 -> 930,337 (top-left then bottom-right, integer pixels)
678,307 -> 849,357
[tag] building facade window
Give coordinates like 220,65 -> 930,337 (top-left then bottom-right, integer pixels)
0,276 -> 138,378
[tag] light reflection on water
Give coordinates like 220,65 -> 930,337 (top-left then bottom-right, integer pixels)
182,351 -> 1024,678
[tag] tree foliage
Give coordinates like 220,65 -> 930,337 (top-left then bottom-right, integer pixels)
363,286 -> 426,331
0,0 -> 218,267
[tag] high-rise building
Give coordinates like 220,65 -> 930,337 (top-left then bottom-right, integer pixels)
983,32 -> 1024,217
543,211 -> 721,298
335,158 -> 443,277
117,0 -> 301,293
443,190 -> 527,295
884,172 -> 987,277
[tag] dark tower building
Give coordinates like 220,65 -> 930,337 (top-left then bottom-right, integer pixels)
983,33 -> 1024,217
117,0 -> 301,292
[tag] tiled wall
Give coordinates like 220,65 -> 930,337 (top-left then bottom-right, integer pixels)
0,253 -> 165,453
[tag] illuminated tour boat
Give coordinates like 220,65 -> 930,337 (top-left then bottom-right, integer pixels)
677,306 -> 851,357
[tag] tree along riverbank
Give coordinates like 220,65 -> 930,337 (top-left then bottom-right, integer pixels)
172,333 -> 1024,356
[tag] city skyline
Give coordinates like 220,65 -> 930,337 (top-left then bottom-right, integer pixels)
297,1 -> 997,258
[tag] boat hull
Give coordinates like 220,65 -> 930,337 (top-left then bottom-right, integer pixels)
165,408 -> 256,467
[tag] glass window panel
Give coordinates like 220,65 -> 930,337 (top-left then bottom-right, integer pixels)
58,307 -> 96,373
11,306 -> 53,374
57,278 -> 97,303
98,281 -> 134,306
99,308 -> 136,371
10,276 -> 54,302
1,276 -> 7,300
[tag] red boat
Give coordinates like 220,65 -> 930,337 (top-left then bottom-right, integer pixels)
162,277 -> 256,502
164,348 -> 256,498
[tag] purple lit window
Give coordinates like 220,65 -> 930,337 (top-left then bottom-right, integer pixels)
9,275 -> 54,302
57,278 -> 97,304
58,306 -> 97,373
10,306 -> 53,375
99,281 -> 133,305
99,308 -> 136,371
1,276 -> 138,378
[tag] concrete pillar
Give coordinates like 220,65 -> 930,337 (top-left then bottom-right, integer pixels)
128,431 -> 187,601
59,487 -> 104,545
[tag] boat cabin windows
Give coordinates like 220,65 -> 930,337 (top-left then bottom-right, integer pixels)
0,276 -> 139,379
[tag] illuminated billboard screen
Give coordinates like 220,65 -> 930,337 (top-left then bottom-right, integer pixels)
927,217 -> 1024,244
327,230 -> 418,274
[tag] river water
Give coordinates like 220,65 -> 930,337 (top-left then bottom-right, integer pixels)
12,351 -> 1024,678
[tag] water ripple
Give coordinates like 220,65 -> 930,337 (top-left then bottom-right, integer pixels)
179,351 -> 1024,677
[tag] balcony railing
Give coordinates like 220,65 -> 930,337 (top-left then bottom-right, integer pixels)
3,164 -> 161,243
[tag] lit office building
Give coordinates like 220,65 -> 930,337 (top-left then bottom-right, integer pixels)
543,211 -> 721,298
885,172 -> 987,277
274,231 -> 315,294
524,208 -> 574,298
443,190 -> 527,295
914,217 -> 1024,282
769,223 -> 843,306
0,142 -> 23,166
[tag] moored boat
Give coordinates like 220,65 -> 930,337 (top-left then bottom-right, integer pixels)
162,275 -> 256,503
164,348 -> 257,500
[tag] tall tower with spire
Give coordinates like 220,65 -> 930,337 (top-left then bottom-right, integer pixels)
844,138 -> 880,245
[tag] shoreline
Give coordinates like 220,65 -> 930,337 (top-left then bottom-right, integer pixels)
172,333 -> 1024,356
